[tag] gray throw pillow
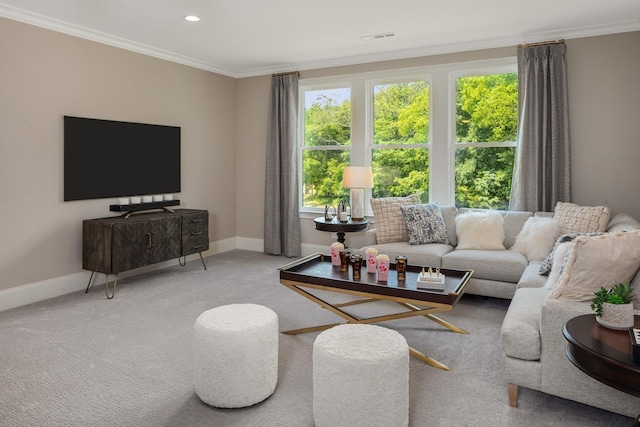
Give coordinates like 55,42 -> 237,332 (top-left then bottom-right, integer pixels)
400,203 -> 449,245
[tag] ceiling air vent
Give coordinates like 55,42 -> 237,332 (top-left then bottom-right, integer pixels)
361,32 -> 396,41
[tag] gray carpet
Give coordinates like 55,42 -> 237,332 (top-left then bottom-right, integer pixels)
0,250 -> 634,426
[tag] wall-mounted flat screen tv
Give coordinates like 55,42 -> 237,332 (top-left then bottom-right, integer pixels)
64,116 -> 181,201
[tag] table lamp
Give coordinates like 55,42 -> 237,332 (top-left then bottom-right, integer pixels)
342,166 -> 373,220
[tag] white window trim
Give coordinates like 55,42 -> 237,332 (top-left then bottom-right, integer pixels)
299,57 -> 517,215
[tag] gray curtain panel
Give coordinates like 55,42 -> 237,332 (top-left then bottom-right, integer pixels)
510,43 -> 571,212
264,73 -> 301,257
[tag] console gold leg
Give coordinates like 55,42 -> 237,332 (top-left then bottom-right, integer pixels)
409,347 -> 450,371
105,274 -> 118,299
424,313 -> 469,334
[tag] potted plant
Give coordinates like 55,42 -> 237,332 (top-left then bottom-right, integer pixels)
590,281 -> 635,329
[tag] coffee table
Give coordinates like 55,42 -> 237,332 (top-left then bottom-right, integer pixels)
278,253 -> 473,370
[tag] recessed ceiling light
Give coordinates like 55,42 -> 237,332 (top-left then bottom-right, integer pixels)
184,15 -> 200,22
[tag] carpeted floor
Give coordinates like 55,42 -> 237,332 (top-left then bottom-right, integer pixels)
0,250 -> 634,426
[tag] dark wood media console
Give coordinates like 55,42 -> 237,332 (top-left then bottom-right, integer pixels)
83,208 -> 209,298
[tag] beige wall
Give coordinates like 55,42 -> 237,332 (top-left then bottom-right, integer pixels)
2,14 -> 639,296
567,32 -> 640,216
235,31 -> 640,248
0,17 -> 237,291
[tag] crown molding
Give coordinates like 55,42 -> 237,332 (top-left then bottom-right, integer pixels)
2,3 -> 639,79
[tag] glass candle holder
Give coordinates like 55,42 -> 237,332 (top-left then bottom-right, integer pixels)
395,256 -> 408,281
339,249 -> 351,272
350,254 -> 362,279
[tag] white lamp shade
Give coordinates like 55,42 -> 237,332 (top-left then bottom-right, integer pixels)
342,166 -> 373,189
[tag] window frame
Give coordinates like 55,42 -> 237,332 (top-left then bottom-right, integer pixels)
298,57 -> 517,217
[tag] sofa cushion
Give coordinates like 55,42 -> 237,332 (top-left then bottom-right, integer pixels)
365,242 -> 452,268
370,195 -> 420,244
511,217 -> 559,261
501,287 -> 549,361
516,262 -> 547,289
549,231 -> 640,301
607,212 -> 640,233
553,202 -> 610,235
442,249 -> 527,283
439,205 -> 458,247
400,203 -> 449,245
455,211 -> 505,250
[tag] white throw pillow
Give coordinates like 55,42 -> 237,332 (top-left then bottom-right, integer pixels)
549,231 -> 640,301
455,211 -> 505,250
511,217 -> 560,261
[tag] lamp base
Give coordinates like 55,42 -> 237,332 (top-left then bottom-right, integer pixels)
350,188 -> 365,220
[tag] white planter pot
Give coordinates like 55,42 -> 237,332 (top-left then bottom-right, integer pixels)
597,302 -> 635,329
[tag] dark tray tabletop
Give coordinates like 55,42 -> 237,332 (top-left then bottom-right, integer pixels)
279,253 -> 473,306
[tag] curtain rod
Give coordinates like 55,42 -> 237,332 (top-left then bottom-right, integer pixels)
272,71 -> 300,77
517,39 -> 564,48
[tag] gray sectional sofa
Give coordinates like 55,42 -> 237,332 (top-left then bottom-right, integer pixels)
354,204 -> 640,418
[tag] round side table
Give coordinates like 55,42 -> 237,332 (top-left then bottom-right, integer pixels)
313,217 -> 368,248
563,314 -> 640,424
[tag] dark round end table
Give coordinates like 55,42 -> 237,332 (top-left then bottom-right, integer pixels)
313,217 -> 368,247
563,314 -> 640,424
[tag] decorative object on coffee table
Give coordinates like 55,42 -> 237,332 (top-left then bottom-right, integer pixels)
590,281 -> 635,329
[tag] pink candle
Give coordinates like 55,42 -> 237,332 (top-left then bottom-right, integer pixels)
366,248 -> 378,273
377,254 -> 390,282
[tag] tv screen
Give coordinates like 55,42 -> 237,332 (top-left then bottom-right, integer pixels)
64,116 -> 181,201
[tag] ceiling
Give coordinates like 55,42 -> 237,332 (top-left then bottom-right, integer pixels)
1,0 -> 639,78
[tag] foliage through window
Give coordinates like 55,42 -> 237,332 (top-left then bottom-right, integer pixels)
455,73 -> 518,209
302,88 -> 351,208
299,59 -> 518,214
372,81 -> 429,202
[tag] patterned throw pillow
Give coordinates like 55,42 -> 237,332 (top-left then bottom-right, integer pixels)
370,195 -> 420,244
553,202 -> 610,235
538,232 -> 605,275
400,204 -> 449,245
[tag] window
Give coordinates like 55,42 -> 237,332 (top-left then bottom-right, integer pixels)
372,80 -> 430,202
299,58 -> 517,215
454,72 -> 518,209
301,87 -> 351,208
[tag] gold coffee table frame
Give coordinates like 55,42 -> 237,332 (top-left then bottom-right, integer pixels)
278,253 -> 473,371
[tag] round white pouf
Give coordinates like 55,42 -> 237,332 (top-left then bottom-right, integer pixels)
313,324 -> 409,427
193,303 -> 278,408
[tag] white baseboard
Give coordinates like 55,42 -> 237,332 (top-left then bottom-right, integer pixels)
0,238 -> 326,312
0,271 -> 90,313
0,239 -> 240,313
236,236 -> 264,252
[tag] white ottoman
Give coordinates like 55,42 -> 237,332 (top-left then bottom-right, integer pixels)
313,324 -> 409,427
193,303 -> 278,408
